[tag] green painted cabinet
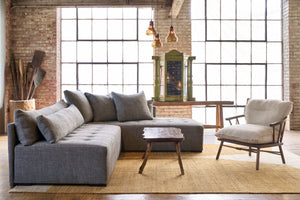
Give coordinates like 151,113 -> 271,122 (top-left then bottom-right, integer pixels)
152,50 -> 195,102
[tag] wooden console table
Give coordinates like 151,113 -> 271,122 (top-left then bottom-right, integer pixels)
153,101 -> 234,131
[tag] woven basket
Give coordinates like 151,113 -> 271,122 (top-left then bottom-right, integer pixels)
9,99 -> 36,123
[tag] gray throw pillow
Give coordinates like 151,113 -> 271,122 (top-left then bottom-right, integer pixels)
36,104 -> 84,143
64,90 -> 93,123
14,100 -> 68,146
111,91 -> 153,122
84,92 -> 117,122
147,100 -> 154,117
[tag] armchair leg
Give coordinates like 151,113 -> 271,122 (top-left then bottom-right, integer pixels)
279,145 -> 286,164
216,141 -> 224,160
256,148 -> 260,170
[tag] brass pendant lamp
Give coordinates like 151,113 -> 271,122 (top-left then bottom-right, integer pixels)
146,0 -> 156,36
166,8 -> 178,42
152,0 -> 163,48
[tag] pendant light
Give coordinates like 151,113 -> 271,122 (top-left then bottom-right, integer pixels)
152,0 -> 163,48
166,8 -> 178,42
146,0 -> 156,36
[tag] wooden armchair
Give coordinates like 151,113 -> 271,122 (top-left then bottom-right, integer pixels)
215,99 -> 293,170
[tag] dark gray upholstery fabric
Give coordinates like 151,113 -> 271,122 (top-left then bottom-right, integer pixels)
13,124 -> 121,185
14,100 -> 68,146
84,92 -> 117,122
7,123 -> 18,187
37,105 -> 84,143
111,91 -> 153,122
64,90 -> 93,123
92,118 -> 203,152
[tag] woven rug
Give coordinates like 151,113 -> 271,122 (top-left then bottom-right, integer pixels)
10,144 -> 300,194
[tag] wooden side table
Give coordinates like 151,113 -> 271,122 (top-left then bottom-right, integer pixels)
139,127 -> 185,175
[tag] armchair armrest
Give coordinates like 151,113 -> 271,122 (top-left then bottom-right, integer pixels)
226,115 -> 245,125
269,116 -> 288,143
269,116 -> 287,127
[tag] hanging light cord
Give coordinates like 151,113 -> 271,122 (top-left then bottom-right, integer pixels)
156,0 -> 159,33
151,0 -> 153,20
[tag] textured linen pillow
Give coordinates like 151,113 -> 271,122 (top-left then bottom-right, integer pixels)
147,100 -> 154,117
111,91 -> 153,122
84,92 -> 117,122
64,90 -> 93,123
36,104 -> 84,143
14,100 -> 68,146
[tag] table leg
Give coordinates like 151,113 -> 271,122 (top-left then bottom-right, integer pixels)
139,142 -> 152,174
216,105 -> 224,131
175,142 -> 184,175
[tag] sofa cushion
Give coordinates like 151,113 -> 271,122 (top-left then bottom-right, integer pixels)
111,91 -> 153,122
37,104 -> 84,143
84,92 -> 117,122
215,124 -> 274,144
14,100 -> 68,146
64,90 -> 93,123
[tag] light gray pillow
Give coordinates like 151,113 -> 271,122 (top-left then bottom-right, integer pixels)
84,92 -> 117,122
36,104 -> 84,143
14,100 -> 68,146
64,90 -> 93,123
111,91 -> 153,122
147,100 -> 154,117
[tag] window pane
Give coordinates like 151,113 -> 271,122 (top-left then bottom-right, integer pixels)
61,42 -> 76,62
78,8 -> 91,19
237,0 -> 250,19
108,8 -> 122,19
123,8 -> 137,19
221,42 -> 235,63
108,85 -> 122,93
267,21 -> 281,41
207,65 -> 220,85
78,20 -> 91,39
237,43 -> 250,63
139,85 -> 153,100
221,86 -> 235,101
237,65 -> 250,84
108,64 -> 122,84
206,107 -> 216,125
237,21 -> 250,40
108,42 -> 122,62
92,8 -> 107,19
62,20 -> 76,40
192,107 -> 206,124
193,86 -> 206,101
78,85 -> 92,93
192,42 -> 205,63
206,42 -> 220,63
252,43 -> 266,63
207,0 -> 220,19
267,86 -> 282,99
93,42 -> 107,62
207,86 -> 220,101
191,0 -> 205,19
93,64 -> 107,84
221,21 -> 235,40
252,21 -> 265,40
123,42 -> 138,62
77,42 -> 92,62
138,8 -> 152,20
108,20 -> 122,39
207,20 -> 220,40
267,0 -> 281,20
62,64 -> 76,84
252,65 -> 265,85
192,20 -> 205,41
139,20 -> 152,41
267,64 -> 282,85
221,65 -> 235,85
123,20 -> 137,40
93,85 -> 108,95
252,86 -> 265,99
237,86 -> 250,105
61,8 -> 76,19
221,0 -> 235,19
139,64 -> 154,84
93,20 -> 107,40
78,64 -> 92,84
267,43 -> 282,63
252,0 -> 265,19
124,64 -> 137,84
192,64 -> 205,85
124,85 -> 137,95
139,42 -> 153,62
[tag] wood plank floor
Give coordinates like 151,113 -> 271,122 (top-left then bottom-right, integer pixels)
1,130 -> 300,200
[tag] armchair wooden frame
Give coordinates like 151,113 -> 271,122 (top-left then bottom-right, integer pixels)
216,115 -> 288,170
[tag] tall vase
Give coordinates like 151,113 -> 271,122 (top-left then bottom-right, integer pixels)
9,99 -> 36,123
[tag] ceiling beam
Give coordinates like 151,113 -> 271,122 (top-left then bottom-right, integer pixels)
10,0 -> 172,7
169,0 -> 184,18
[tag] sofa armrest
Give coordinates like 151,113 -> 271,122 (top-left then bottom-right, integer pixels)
153,106 -> 156,117
7,123 -> 19,187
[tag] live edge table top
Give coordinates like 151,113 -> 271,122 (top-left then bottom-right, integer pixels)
142,127 -> 185,142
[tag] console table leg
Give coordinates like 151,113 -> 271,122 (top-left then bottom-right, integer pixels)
139,142 -> 152,174
216,105 -> 224,131
175,142 -> 184,175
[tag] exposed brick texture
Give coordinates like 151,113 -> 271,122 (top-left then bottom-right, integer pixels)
155,105 -> 192,118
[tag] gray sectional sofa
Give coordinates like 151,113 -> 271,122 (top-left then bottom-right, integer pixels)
8,90 -> 203,187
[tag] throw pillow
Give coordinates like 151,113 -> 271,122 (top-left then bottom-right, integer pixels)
111,91 -> 153,122
36,104 -> 84,143
14,100 -> 68,146
64,90 -> 93,123
84,92 -> 117,122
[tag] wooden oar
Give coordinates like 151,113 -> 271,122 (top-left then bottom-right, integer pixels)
18,59 -> 24,100
29,68 -> 46,99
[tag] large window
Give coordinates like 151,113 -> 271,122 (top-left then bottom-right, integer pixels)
60,7 -> 154,99
191,0 -> 283,125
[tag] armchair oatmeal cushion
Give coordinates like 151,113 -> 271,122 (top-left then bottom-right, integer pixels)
111,91 -> 153,122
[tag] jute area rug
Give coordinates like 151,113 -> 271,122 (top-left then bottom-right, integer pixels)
10,144 -> 300,194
